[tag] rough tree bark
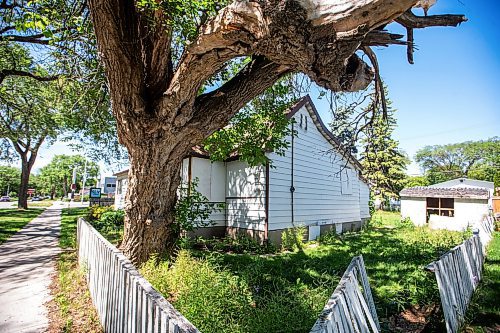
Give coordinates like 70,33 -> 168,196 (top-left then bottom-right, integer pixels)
88,0 -> 466,264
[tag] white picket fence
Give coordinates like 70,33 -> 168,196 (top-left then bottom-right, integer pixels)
310,255 -> 380,333
426,218 -> 494,333
77,218 -> 200,333
474,215 -> 495,249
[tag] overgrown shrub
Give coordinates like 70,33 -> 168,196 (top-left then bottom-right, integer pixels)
187,235 -> 278,255
281,225 -> 306,251
87,205 -> 114,221
99,210 -> 124,227
141,251 -> 254,333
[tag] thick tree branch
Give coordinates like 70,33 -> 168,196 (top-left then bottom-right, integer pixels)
189,56 -> 290,137
0,69 -> 59,84
88,0 -> 145,116
361,46 -> 387,119
395,10 -> 467,29
165,0 -> 415,122
362,30 -> 406,47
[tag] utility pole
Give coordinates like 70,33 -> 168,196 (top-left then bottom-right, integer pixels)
71,166 -> 77,200
81,158 -> 88,204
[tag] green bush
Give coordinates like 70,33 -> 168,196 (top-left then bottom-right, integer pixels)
281,225 -> 306,251
187,235 -> 278,255
99,210 -> 124,227
87,205 -> 114,221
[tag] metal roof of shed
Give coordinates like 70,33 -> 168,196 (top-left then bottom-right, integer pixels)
400,186 -> 489,199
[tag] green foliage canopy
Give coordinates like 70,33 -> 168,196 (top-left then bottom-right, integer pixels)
0,165 -> 20,196
415,137 -> 500,185
37,154 -> 99,198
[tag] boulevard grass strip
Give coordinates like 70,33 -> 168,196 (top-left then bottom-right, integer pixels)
48,207 -> 103,333
0,208 -> 43,244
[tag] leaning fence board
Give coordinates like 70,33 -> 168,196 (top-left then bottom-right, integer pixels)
426,231 -> 490,333
310,255 -> 379,333
77,218 -> 200,333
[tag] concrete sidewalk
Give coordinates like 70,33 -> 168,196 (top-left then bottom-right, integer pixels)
0,206 -> 62,333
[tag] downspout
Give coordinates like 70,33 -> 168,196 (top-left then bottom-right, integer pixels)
290,122 -> 295,225
187,157 -> 192,196
265,161 -> 269,241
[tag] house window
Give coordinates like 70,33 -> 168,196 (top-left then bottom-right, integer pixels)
426,197 -> 454,218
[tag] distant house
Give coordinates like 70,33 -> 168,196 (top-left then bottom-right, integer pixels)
400,178 -> 493,231
115,95 -> 370,244
103,176 -> 117,195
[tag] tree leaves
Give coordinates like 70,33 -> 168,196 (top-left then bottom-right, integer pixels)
203,78 -> 295,166
415,138 -> 500,185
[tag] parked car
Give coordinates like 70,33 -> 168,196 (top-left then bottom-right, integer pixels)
0,196 -> 10,202
31,196 -> 43,201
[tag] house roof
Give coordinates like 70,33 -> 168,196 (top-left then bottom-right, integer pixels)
428,178 -> 494,190
286,95 -> 364,172
113,169 -> 129,177
400,186 -> 490,199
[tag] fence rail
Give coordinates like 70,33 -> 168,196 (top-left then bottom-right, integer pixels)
426,233 -> 485,333
310,255 -> 380,333
77,218 -> 200,333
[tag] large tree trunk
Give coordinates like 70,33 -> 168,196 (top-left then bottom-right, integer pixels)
18,161 -> 31,209
18,156 -> 35,210
88,0 -> 465,265
121,137 -> 189,264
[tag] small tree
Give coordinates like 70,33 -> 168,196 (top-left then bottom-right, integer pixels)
0,165 -> 20,196
360,88 -> 409,202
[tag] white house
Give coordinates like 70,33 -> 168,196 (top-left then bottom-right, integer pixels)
400,178 -> 493,231
115,95 -> 371,244
103,176 -> 117,195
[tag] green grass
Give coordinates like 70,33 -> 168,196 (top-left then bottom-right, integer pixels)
28,200 -> 55,208
0,208 -> 44,244
140,211 -> 470,333
52,207 -> 102,332
463,232 -> 500,332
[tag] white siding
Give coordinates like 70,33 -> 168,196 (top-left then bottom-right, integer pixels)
183,157 -> 226,227
267,105 -> 364,231
401,197 -> 427,226
226,161 -> 266,231
430,198 -> 489,231
114,175 -> 128,209
359,181 -> 370,219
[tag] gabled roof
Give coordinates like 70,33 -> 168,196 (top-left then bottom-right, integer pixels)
428,178 -> 494,190
286,95 -> 364,171
400,186 -> 490,199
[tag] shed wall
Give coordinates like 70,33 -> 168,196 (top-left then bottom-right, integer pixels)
114,174 -> 128,209
181,157 -> 226,227
400,197 -> 427,226
428,199 -> 488,231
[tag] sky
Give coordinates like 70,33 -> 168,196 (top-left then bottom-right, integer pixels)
9,0 -> 500,177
